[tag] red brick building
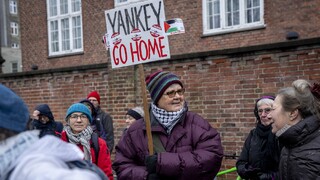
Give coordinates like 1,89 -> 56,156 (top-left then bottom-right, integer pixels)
1,0 -> 320,178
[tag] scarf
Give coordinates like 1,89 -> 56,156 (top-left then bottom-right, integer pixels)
65,126 -> 93,162
0,130 -> 40,179
255,123 -> 278,161
151,102 -> 186,134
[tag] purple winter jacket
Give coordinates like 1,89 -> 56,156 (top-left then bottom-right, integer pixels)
113,110 -> 224,180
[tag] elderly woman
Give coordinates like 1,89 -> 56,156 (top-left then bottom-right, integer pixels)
61,103 -> 113,180
113,71 -> 223,180
236,96 -> 282,180
268,79 -> 320,179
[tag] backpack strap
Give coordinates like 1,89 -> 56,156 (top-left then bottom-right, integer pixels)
91,132 -> 100,164
152,133 -> 166,153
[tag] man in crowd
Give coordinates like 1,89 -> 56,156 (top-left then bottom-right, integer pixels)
87,91 -> 114,153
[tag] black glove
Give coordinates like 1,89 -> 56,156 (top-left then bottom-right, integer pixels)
147,173 -> 161,180
243,166 -> 261,179
145,154 -> 158,174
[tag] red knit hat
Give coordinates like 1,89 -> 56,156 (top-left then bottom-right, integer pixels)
87,91 -> 101,104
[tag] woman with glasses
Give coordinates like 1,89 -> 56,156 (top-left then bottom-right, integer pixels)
113,71 -> 223,180
61,103 -> 114,180
236,96 -> 282,180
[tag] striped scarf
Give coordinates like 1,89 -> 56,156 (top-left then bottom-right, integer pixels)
65,126 -> 93,162
151,103 -> 186,134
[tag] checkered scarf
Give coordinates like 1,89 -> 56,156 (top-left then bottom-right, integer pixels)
65,125 -> 93,162
151,102 -> 186,134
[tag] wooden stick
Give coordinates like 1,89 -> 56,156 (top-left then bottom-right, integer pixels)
138,64 -> 154,155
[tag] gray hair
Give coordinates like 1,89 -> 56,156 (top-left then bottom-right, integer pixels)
277,79 -> 320,119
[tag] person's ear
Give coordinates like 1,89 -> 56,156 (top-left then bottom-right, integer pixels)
289,109 -> 299,121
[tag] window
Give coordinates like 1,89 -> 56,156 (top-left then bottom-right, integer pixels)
47,0 -> 83,56
115,0 -> 144,6
11,43 -> 19,48
202,0 -> 264,35
10,22 -> 18,35
9,1 -> 18,14
11,62 -> 18,73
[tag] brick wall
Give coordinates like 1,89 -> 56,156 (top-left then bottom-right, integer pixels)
1,45 -> 320,179
19,0 -> 320,72
11,0 -> 320,178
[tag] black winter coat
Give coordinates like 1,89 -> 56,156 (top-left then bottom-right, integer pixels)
236,123 -> 282,180
96,107 -> 114,154
278,115 -> 320,180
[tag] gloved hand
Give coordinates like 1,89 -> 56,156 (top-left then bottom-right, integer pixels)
145,154 -> 158,174
243,166 -> 261,179
147,173 -> 161,180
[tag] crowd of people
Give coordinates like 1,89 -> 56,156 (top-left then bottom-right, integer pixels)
1,70 -> 320,180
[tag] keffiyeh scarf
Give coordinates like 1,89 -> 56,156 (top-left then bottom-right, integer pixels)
151,102 -> 187,134
65,126 -> 93,162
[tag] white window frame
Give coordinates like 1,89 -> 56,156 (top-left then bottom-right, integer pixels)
9,1 -> 18,14
46,0 -> 83,56
11,62 -> 18,73
10,22 -> 18,35
11,43 -> 19,48
114,0 -> 146,7
202,0 -> 265,36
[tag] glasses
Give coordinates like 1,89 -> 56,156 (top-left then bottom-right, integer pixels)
70,114 -> 88,120
164,88 -> 185,98
258,108 -> 272,115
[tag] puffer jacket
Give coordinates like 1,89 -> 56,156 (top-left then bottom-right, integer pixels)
113,109 -> 224,180
236,124 -> 282,180
278,115 -> 320,180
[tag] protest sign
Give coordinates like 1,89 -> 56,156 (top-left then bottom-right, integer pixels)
105,0 -> 170,69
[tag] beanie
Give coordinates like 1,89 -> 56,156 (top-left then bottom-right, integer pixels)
145,71 -> 183,104
87,91 -> 101,104
0,84 -> 29,132
66,103 -> 92,123
35,104 -> 54,121
126,107 -> 144,120
79,99 -> 97,118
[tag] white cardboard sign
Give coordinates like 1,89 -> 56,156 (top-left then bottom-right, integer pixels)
105,0 -> 170,69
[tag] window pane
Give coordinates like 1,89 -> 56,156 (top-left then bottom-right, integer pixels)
61,18 -> 70,50
50,21 -> 59,52
253,8 -> 260,21
226,0 -> 239,26
253,0 -> 259,6
60,0 -> 68,14
12,63 -> 18,73
72,0 -> 81,12
72,16 -> 82,49
49,0 -> 58,16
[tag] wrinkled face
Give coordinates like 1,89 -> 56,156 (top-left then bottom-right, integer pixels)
88,97 -> 99,108
125,115 -> 136,128
258,104 -> 273,126
68,112 -> 90,134
157,84 -> 185,112
268,96 -> 291,134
